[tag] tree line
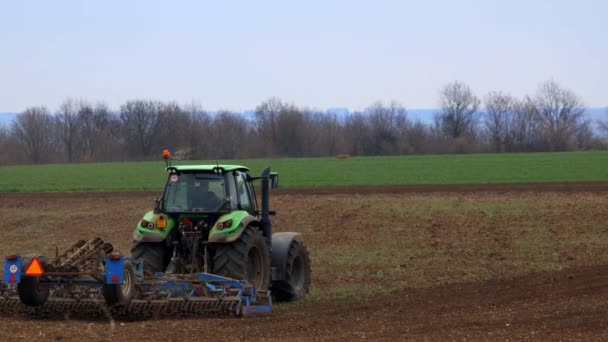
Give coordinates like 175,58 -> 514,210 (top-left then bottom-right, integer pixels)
1,80 -> 607,165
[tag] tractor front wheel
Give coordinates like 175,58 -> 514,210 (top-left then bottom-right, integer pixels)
211,227 -> 270,290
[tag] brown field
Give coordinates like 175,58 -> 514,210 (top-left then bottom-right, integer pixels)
1,183 -> 608,341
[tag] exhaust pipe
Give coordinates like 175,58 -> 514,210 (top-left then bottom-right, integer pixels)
260,167 -> 272,245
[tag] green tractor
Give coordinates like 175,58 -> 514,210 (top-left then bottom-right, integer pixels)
130,153 -> 311,301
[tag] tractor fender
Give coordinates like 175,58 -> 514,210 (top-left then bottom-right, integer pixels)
270,232 -> 302,281
208,211 -> 259,243
132,211 -> 175,244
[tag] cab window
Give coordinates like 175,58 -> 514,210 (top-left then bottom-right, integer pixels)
163,173 -> 226,212
226,172 -> 239,210
235,171 -> 253,213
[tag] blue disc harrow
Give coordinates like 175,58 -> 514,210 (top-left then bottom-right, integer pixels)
0,239 -> 271,319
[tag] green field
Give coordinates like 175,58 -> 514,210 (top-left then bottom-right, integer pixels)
0,151 -> 607,192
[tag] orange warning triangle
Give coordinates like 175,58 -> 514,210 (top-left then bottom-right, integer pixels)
25,258 -> 44,276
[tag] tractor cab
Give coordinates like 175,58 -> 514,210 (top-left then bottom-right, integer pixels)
161,165 -> 257,215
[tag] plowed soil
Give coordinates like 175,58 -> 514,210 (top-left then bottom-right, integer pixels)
1,182 -> 608,341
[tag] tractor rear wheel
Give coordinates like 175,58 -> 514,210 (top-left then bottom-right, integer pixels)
17,255 -> 50,306
131,242 -> 166,275
272,239 -> 311,301
212,227 -> 270,290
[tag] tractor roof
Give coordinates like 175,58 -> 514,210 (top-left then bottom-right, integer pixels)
168,165 -> 250,173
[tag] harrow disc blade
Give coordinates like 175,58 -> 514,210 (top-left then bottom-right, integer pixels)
110,298 -> 241,319
0,297 -> 243,320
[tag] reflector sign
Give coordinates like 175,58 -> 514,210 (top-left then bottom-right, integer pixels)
25,258 -> 44,276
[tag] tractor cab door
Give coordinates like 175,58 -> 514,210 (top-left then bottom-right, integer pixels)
234,171 -> 256,215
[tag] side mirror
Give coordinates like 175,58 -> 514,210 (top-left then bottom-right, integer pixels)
269,172 -> 279,189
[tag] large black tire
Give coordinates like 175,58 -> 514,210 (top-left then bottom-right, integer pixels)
131,242 -> 166,274
212,227 -> 271,290
272,239 -> 311,302
17,255 -> 50,306
103,260 -> 136,306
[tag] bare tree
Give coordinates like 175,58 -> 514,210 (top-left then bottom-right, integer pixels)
56,98 -> 81,162
183,103 -> 212,159
599,107 -> 608,136
0,126 -> 9,164
75,102 -> 120,161
210,111 -> 248,159
77,102 -> 95,159
254,97 -> 287,156
511,97 -> 541,151
119,100 -> 162,158
574,121 -> 593,150
344,112 -> 370,156
365,102 -> 410,155
484,92 -> 517,152
437,81 -> 481,140
534,80 -> 587,151
310,111 -> 344,156
405,121 -> 431,154
275,107 -> 309,157
11,107 -> 54,164
155,102 -> 190,153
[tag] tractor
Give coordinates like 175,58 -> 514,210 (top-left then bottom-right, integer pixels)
130,150 -> 311,302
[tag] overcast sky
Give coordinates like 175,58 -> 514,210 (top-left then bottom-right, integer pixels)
0,0 -> 606,112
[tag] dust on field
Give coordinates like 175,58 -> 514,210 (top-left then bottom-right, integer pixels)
0,187 -> 608,341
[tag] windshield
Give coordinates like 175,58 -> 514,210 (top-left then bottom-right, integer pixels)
162,173 -> 227,212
